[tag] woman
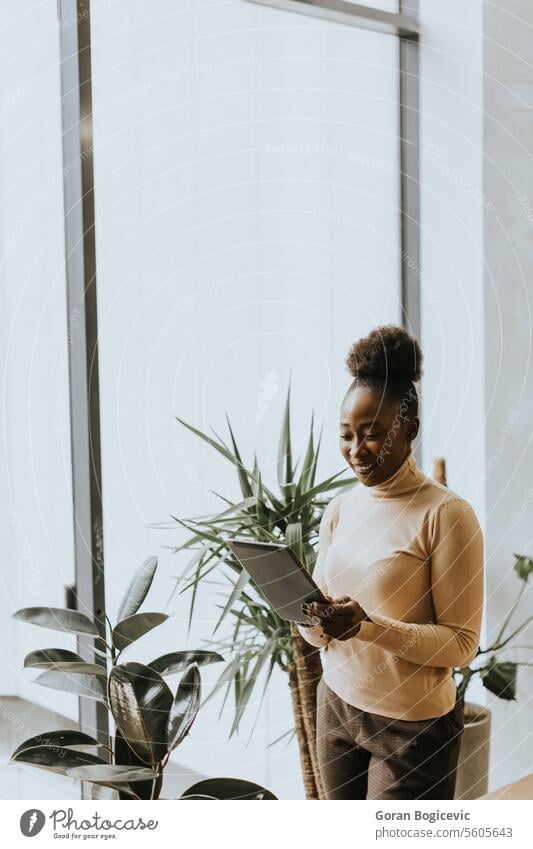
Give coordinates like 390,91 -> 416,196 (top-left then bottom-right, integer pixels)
299,325 -> 484,800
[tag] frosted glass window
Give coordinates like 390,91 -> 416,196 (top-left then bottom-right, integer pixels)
90,0 -> 401,799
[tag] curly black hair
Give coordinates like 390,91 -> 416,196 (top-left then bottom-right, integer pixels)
345,325 -> 423,417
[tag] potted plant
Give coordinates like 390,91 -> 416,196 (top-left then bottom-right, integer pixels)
168,384 -> 355,799
453,554 -> 533,799
11,556 -> 276,800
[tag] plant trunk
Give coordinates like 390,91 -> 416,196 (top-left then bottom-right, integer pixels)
287,662 -> 320,799
291,631 -> 325,799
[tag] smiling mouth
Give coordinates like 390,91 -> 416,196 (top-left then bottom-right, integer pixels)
353,461 -> 376,476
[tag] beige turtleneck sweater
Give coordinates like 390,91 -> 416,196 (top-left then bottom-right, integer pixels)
298,450 -> 484,720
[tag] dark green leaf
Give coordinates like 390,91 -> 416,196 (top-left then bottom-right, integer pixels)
230,635 -> 279,737
148,651 -> 224,676
12,730 -> 99,761
175,416 -> 242,468
277,381 -> 293,487
213,568 -> 250,634
481,658 -> 517,700
24,650 -> 106,677
114,729 -> 163,800
34,670 -> 107,702
13,607 -> 97,636
285,523 -> 304,566
109,662 -> 173,765
225,414 -> 253,499
248,655 -> 277,740
514,554 -> 533,582
112,612 -> 169,652
179,793 -> 217,800
297,412 -> 315,492
117,557 -> 158,623
11,745 -> 105,775
181,777 -> 277,800
24,648 -> 84,668
167,663 -> 201,751
165,547 -> 209,612
67,765 -> 158,782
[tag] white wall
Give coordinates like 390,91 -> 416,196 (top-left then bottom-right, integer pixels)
483,0 -> 533,789
419,0 -> 486,715
420,0 -> 533,790
419,0 -> 485,519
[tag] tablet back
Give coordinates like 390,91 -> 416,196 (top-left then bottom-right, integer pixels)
226,539 -> 327,624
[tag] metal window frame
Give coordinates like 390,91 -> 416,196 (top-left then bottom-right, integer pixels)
57,0 -> 109,797
246,0 -> 419,39
398,0 -> 421,462
56,0 -> 421,771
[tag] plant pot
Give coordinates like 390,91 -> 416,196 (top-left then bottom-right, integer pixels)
454,702 -> 491,800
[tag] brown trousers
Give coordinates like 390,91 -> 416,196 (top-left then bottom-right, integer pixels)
316,677 -> 464,800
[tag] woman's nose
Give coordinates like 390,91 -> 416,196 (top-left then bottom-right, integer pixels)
350,442 -> 367,461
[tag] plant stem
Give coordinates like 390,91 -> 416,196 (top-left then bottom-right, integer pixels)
150,767 -> 161,800
456,668 -> 475,700
494,581 -> 527,645
493,612 -> 533,651
95,635 -> 113,653
114,786 -> 141,800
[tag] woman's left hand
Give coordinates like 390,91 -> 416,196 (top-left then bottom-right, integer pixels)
301,595 -> 369,641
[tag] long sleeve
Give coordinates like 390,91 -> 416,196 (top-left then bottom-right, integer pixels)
356,497 -> 484,668
296,496 -> 341,648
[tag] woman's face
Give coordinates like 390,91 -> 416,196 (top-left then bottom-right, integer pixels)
339,385 -> 419,487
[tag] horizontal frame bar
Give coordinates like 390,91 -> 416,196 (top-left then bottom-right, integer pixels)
245,0 -> 420,39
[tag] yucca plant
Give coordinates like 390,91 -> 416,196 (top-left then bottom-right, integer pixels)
169,383 -> 356,798
454,553 -> 533,703
11,556 -> 276,800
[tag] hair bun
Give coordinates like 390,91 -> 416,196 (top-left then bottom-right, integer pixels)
345,325 -> 423,384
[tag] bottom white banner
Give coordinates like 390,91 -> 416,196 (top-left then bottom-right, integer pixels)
2,799 -> 531,848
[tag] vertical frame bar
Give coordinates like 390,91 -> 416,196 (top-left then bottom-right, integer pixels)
399,1 -> 421,460
399,0 -> 420,339
57,0 -> 109,769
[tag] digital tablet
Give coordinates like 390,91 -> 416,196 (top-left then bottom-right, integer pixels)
225,538 -> 328,625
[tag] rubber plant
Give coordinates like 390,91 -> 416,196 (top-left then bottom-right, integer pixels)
11,556 -> 276,800
454,553 -> 533,703
433,460 -> 533,706
168,383 -> 356,799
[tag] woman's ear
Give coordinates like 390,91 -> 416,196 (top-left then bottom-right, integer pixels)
406,416 -> 420,442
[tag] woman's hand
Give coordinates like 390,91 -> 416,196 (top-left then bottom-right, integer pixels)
301,595 -> 369,641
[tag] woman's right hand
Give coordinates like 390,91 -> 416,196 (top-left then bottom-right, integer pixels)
301,595 -> 368,641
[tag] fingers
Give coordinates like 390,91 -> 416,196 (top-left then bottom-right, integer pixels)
302,598 -> 353,617
301,601 -> 333,619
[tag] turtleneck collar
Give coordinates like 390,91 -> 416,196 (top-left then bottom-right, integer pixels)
365,448 -> 426,498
